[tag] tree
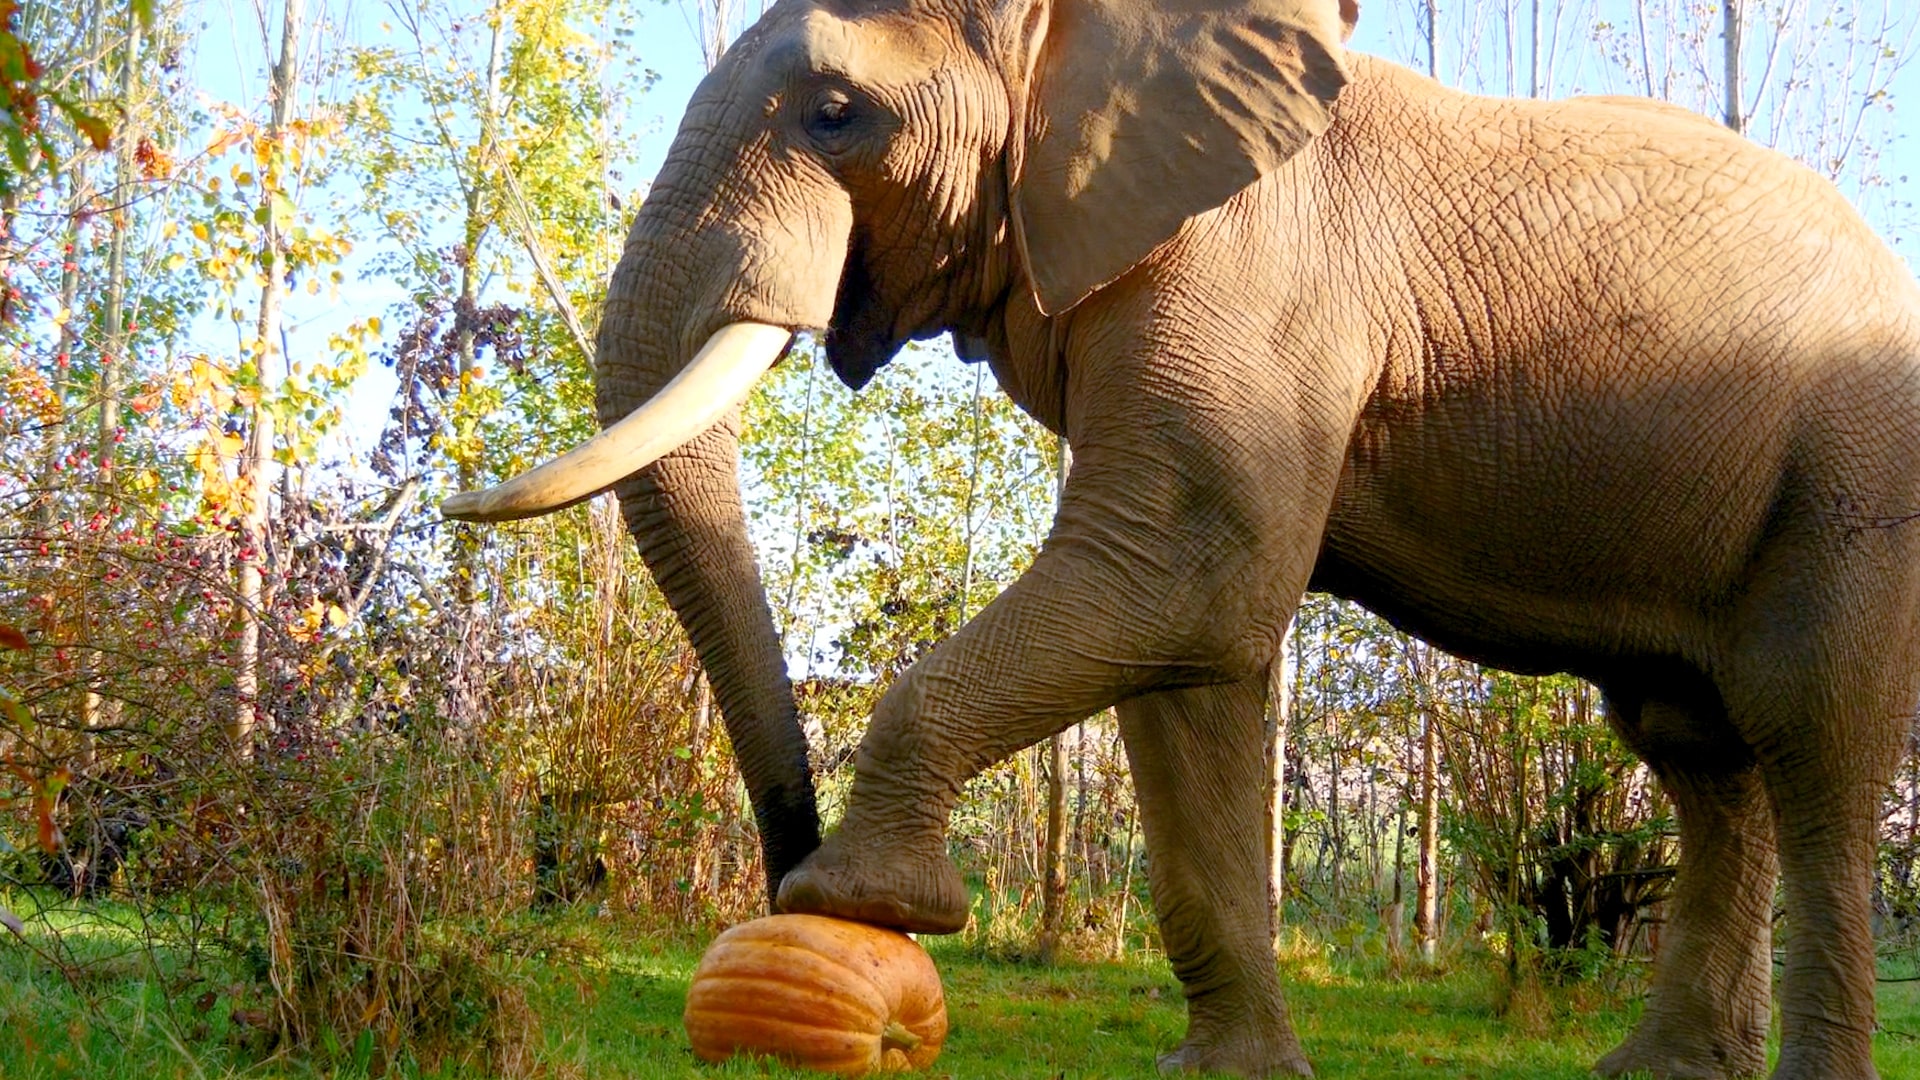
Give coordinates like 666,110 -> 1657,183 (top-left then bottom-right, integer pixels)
1037,438 -> 1071,960
1409,641 -> 1441,965
230,0 -> 301,751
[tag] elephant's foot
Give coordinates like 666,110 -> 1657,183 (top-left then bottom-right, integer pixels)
1157,1027 -> 1313,1078
775,829 -> 968,934
1592,1023 -> 1767,1080
1768,1033 -> 1878,1080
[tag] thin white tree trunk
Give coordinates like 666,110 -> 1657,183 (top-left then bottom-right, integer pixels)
1038,437 -> 1073,957
97,14 -> 139,486
1266,625 -> 1292,945
233,0 -> 302,752
1425,0 -> 1439,81
1416,699 -> 1441,964
1722,0 -> 1745,133
1529,0 -> 1542,98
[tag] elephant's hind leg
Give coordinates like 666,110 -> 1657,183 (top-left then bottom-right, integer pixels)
1595,696 -> 1775,1080
1717,533 -> 1919,1080
1117,674 -> 1312,1079
1739,688 -> 1903,1080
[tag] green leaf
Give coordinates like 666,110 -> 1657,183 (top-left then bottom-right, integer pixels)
77,112 -> 112,150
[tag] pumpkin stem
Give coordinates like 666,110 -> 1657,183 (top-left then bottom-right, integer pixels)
881,1020 -> 923,1052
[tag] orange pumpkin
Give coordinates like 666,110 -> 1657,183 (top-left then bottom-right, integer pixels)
684,913 -> 948,1074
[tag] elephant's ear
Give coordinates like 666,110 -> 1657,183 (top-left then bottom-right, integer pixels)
1011,0 -> 1356,315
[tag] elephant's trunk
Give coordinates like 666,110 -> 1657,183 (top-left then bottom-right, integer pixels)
441,47 -> 849,901
592,238 -> 825,892
441,276 -> 827,903
613,422 -> 823,895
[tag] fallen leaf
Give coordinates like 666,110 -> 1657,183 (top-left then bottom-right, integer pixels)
0,624 -> 27,650
0,905 -> 22,936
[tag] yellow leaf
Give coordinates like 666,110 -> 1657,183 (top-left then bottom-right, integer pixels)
204,128 -> 245,158
190,222 -> 210,242
288,600 -> 324,643
326,605 -> 349,629
191,356 -> 230,391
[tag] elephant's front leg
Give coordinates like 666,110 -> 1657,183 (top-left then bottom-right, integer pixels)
778,336 -> 1346,936
775,521 -> 1306,933
1118,675 -> 1312,1078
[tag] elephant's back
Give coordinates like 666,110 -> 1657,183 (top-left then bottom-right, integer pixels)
1320,54 -> 1920,401
1309,57 -> 1920,659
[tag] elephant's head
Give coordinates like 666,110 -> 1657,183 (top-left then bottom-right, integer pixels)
443,0 -> 1355,902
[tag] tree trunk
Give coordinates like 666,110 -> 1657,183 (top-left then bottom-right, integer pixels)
1722,0 -> 1745,133
96,12 -> 139,490
1505,690 -> 1530,987
1388,779 -> 1407,962
42,167 -> 89,528
1328,667 -> 1343,901
82,9 -> 143,762
1112,800 -> 1138,959
1416,705 -> 1441,965
1075,718 -> 1090,890
1037,437 -> 1073,958
1266,625 -> 1292,944
1425,0 -> 1439,81
1039,725 -> 1070,959
233,0 -> 300,753
1529,0 -> 1542,98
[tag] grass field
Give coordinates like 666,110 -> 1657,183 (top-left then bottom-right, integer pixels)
4,898 -> 1918,1078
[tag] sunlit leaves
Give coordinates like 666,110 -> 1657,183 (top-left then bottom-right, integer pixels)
741,341 -> 1056,701
0,0 -> 135,199
288,597 -> 348,643
184,113 -> 353,297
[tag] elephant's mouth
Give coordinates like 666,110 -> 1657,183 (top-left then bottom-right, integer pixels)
823,236 -> 906,391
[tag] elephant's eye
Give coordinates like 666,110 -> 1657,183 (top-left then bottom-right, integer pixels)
806,90 -> 858,146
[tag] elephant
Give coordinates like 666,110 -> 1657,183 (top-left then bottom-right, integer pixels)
441,0 -> 1920,1074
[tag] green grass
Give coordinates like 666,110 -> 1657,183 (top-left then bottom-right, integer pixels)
4,901 -> 1919,1078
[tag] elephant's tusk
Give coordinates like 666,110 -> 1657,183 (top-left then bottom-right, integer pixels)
440,321 -> 793,523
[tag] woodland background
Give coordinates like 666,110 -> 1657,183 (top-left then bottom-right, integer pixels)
1,0 -> 1918,1075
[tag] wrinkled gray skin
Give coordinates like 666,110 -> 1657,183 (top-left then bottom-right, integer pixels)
574,0 -> 1920,1075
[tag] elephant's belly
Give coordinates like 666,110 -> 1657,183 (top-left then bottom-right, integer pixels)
1308,445 -> 1764,678
1305,547 -> 1654,680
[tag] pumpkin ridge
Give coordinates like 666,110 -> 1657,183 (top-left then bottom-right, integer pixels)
686,973 -> 885,1030
696,941 -> 893,1016
685,1007 -> 879,1069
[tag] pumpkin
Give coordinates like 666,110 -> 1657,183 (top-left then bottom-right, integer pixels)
684,913 -> 948,1075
